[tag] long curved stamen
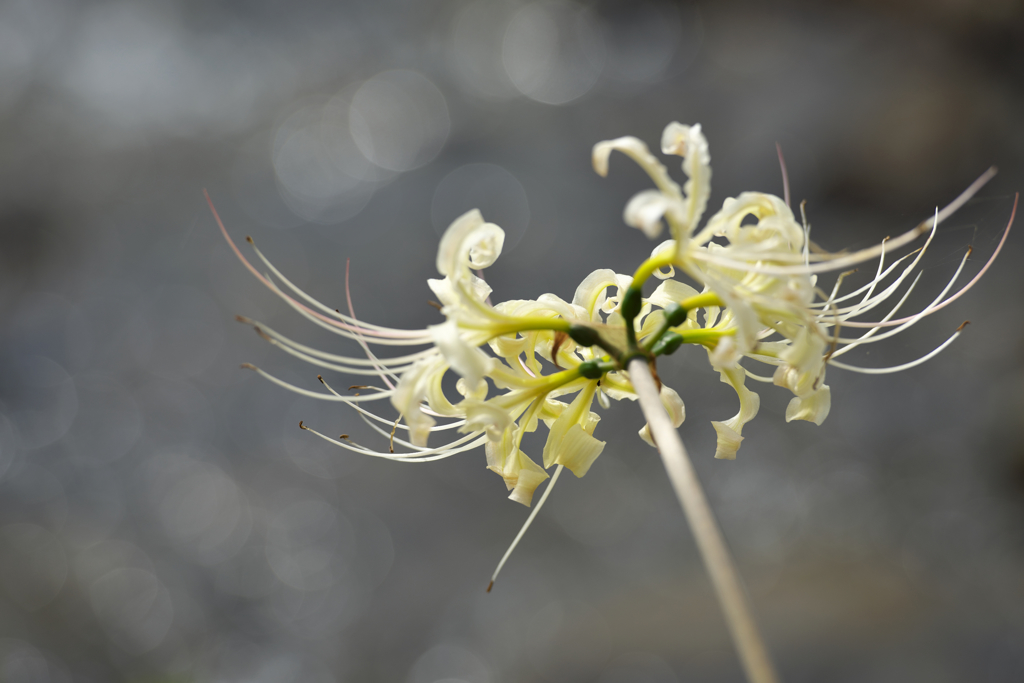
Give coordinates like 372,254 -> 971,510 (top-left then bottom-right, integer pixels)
345,258 -> 399,390
357,413 -> 482,452
743,369 -> 777,382
776,142 -> 791,209
250,326 -> 426,375
831,245 -> 972,354
687,168 -> 996,276
301,421 -> 488,461
827,211 -> 935,322
828,273 -> 922,352
488,465 -> 564,592
841,192 -> 1016,328
827,323 -> 968,374
242,364 -> 392,402
210,192 -> 428,343
822,269 -> 858,308
260,274 -> 432,346
247,237 -> 419,338
801,201 -> 811,266
317,375 -> 466,432
825,221 -> 936,321
241,318 -> 436,367
808,249 -> 915,310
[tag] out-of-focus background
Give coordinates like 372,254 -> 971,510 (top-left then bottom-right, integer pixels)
0,0 -> 1022,681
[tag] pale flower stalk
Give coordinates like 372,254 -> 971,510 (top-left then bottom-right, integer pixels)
208,120 -> 1014,683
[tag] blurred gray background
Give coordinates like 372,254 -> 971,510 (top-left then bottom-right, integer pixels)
0,0 -> 1022,681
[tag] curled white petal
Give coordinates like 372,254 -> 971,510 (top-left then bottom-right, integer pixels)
542,382 -> 603,476
650,239 -> 677,279
709,335 -> 740,369
428,275 -> 491,310
552,424 -> 606,478
507,450 -> 550,507
592,136 -> 682,199
464,400 -> 515,441
391,358 -> 445,447
573,269 -> 626,321
711,421 -> 744,461
710,365 -> 760,460
624,190 -> 681,239
772,327 -> 827,398
429,319 -> 493,390
661,121 -> 711,235
647,279 -> 700,315
785,385 -> 831,425
436,208 -> 505,277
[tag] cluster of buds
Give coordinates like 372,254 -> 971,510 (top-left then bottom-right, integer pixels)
211,122 -> 1010,579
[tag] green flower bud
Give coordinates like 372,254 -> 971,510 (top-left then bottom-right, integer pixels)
663,302 -> 687,327
620,286 -> 643,321
568,324 -> 602,348
652,331 -> 684,356
577,360 -> 606,380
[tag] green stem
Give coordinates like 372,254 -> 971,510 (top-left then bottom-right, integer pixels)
643,292 -> 725,352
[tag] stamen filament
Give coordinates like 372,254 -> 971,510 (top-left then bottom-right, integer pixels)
243,365 -> 393,402
827,325 -> 966,374
488,465 -> 564,592
686,167 -> 995,276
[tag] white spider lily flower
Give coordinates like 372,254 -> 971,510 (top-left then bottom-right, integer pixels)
208,117 -> 1011,594
594,122 -> 1011,457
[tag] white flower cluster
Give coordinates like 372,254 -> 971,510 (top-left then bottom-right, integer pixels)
213,121 -> 1008,507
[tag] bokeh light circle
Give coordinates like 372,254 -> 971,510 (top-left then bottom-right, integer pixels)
272,92 -> 380,225
502,1 -> 605,105
349,70 -> 450,172
431,163 -> 530,251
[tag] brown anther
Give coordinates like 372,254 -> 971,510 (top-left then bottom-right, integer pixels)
551,331 -> 568,369
317,375 -> 324,384
822,310 -> 842,367
966,246 -> 974,256
245,236 -> 254,244
486,581 -> 494,593
299,421 -> 306,429
390,417 -> 400,453
254,327 -> 273,342
235,315 -> 253,324
956,320 -> 971,332
427,300 -> 443,311
240,363 -> 257,371
339,434 -> 349,440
